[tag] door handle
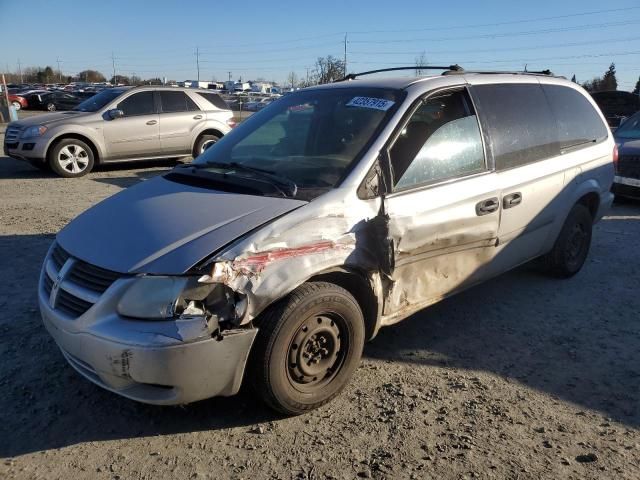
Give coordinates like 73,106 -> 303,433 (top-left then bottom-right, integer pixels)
475,197 -> 499,216
146,120 -> 157,125
503,192 -> 522,209
193,114 -> 203,120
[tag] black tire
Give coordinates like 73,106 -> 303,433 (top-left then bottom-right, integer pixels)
193,133 -> 220,157
249,282 -> 365,415
46,102 -> 56,112
48,138 -> 95,178
542,204 -> 593,278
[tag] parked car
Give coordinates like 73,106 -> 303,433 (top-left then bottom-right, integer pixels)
591,90 -> 640,130
8,93 -> 27,110
26,91 -> 94,111
612,111 -> 640,198
4,86 -> 234,177
37,70 -> 614,414
245,97 -> 276,111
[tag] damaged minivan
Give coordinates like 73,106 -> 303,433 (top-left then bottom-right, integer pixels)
39,67 -> 615,414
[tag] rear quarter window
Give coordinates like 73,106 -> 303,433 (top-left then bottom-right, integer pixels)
196,92 -> 229,110
472,83 -> 558,170
542,85 -> 608,150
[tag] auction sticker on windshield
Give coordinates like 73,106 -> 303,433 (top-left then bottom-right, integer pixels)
346,97 -> 395,111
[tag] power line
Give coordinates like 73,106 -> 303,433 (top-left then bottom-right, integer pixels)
348,6 -> 640,35
349,19 -> 640,44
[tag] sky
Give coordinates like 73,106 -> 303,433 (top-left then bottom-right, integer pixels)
0,0 -> 639,90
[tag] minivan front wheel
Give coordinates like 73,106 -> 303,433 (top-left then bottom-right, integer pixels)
49,139 -> 95,178
543,204 -> 593,277
249,282 -> 365,415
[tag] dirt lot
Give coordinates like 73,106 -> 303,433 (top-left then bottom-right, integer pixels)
0,154 -> 638,480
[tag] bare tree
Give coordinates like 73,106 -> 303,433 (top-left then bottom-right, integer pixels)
415,51 -> 428,76
287,71 -> 298,89
312,55 -> 345,85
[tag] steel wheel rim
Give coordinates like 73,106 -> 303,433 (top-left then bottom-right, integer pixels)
200,139 -> 216,154
47,103 -> 56,111
566,222 -> 587,267
286,312 -> 349,393
57,144 -> 89,174
12,101 -> 21,110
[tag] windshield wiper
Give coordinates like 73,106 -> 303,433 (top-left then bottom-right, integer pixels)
204,161 -> 298,197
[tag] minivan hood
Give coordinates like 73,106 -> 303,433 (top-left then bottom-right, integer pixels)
57,176 -> 306,275
11,111 -> 93,128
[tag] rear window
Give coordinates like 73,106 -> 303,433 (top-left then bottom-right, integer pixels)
196,92 -> 229,110
542,85 -> 608,150
472,83 -> 558,170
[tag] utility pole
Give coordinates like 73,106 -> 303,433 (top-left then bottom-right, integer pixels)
343,33 -> 348,76
228,71 -> 232,82
195,47 -> 200,82
17,58 -> 23,83
306,67 -> 309,86
56,57 -> 62,81
111,52 -> 117,84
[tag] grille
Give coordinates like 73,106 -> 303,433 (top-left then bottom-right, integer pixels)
42,243 -> 122,318
618,155 -> 640,179
5,126 -> 22,143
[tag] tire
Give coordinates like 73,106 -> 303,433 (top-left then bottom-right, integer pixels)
542,204 -> 593,278
46,103 -> 56,112
249,282 -> 365,415
11,101 -> 21,111
193,133 -> 220,157
48,138 -> 95,178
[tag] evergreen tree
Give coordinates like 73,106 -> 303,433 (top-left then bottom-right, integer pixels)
571,74 -> 577,83
633,76 -> 640,95
602,63 -> 617,91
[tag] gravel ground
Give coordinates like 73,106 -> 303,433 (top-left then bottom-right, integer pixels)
0,155 -> 638,480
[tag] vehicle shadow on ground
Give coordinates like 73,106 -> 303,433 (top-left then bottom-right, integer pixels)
1,205 -> 638,457
0,156 -> 181,183
367,204 -> 640,431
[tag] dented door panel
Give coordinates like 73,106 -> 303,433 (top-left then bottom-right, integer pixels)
382,172 -> 501,320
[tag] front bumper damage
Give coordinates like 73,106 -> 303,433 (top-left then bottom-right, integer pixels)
38,269 -> 257,406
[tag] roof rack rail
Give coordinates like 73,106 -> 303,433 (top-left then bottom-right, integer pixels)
338,65 -> 463,82
445,69 -> 555,76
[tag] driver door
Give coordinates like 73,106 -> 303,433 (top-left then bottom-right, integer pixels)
102,91 -> 160,159
382,87 -> 501,318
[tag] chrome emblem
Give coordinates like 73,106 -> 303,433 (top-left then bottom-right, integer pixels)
49,258 -> 75,309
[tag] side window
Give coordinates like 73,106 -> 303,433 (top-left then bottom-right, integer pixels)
472,84 -> 558,170
159,91 -> 200,113
390,89 -> 485,190
117,92 -> 155,116
542,84 -> 608,150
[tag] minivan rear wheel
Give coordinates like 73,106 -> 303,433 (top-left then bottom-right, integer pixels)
249,282 -> 365,415
542,204 -> 592,278
48,139 -> 95,178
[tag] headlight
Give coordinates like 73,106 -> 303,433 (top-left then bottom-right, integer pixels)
21,125 -> 48,139
117,276 -> 219,320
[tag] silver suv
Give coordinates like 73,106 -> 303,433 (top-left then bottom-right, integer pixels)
39,68 -> 614,414
4,86 -> 234,177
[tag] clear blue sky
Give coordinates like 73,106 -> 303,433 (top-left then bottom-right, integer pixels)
0,0 -> 638,89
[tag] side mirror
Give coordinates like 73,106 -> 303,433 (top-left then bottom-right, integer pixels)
108,109 -> 124,120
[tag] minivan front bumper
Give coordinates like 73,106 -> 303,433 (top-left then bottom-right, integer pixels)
38,255 -> 257,405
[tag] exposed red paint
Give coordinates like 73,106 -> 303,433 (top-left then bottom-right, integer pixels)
232,241 -> 349,274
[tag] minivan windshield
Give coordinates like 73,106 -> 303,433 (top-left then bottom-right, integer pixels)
192,87 -> 403,200
73,88 -> 129,112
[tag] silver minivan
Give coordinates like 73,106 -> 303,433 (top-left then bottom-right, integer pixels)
39,69 -> 614,414
4,86 -> 234,177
